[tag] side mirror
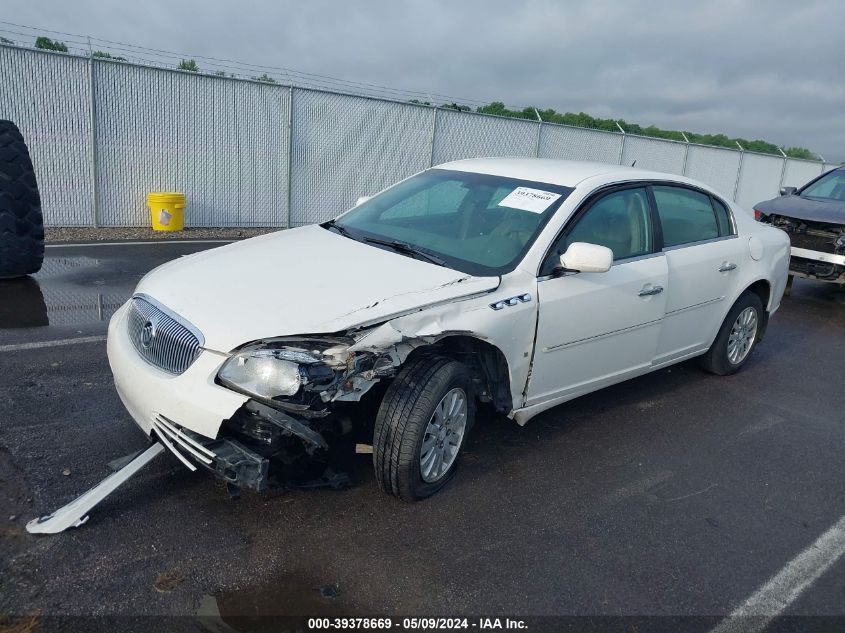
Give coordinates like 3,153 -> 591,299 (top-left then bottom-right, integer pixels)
780,186 -> 797,196
558,242 -> 613,274
356,196 -> 372,206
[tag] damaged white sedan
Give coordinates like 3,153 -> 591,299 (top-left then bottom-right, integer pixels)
42,158 -> 793,528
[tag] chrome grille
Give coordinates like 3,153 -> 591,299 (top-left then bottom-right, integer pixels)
126,295 -> 203,375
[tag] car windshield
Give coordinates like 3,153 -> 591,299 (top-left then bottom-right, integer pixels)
801,169 -> 845,201
330,169 -> 573,276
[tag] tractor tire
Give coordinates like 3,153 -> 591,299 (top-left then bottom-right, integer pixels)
0,120 -> 44,278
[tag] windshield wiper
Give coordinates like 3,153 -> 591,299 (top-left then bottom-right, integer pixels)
324,219 -> 354,238
363,236 -> 447,267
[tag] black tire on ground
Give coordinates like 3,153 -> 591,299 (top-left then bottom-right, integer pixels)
373,355 -> 474,501
699,292 -> 765,376
0,120 -> 44,278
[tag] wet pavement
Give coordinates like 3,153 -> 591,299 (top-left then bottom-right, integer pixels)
0,241 -> 844,631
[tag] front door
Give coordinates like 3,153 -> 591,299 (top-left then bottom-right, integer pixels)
526,186 -> 668,406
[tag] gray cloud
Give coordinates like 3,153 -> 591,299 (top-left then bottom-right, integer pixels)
5,0 -> 844,160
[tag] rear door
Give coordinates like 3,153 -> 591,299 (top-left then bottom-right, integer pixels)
650,185 -> 744,365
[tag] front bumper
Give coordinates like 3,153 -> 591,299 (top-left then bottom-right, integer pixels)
107,302 -> 328,492
789,247 -> 845,283
107,302 -> 249,440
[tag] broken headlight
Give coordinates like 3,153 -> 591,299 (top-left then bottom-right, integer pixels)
217,338 -> 352,403
218,350 -> 305,399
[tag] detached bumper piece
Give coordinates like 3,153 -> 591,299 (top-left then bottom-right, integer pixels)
27,443 -> 166,534
152,414 -> 269,492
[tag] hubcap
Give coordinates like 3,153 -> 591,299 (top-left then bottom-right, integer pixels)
727,307 -> 758,365
420,388 -> 468,483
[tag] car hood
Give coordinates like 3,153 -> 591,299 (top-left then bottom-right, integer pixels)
135,224 -> 500,352
755,194 -> 845,225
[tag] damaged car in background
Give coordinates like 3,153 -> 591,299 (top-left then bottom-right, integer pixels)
755,167 -> 845,291
28,158 -> 791,533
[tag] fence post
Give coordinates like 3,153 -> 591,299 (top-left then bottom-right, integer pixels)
428,106 -> 438,167
533,108 -> 542,158
86,46 -> 100,227
285,85 -> 294,229
681,132 -> 690,175
818,154 -> 827,175
732,141 -> 744,202
615,121 -> 625,164
777,148 -> 788,191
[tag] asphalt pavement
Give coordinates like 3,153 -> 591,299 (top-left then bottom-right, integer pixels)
0,240 -> 843,632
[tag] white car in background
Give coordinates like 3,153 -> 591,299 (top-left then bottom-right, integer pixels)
106,158 -> 790,501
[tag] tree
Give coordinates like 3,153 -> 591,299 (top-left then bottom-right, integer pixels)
0,36 -> 13,45
178,59 -> 199,72
93,51 -> 126,61
254,73 -> 277,84
471,100 -> 817,160
35,36 -> 68,52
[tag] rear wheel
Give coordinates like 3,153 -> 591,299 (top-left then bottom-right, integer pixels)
699,292 -> 764,375
0,120 -> 44,279
373,356 -> 474,501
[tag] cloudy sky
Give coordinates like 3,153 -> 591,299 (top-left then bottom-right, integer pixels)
4,0 -> 844,161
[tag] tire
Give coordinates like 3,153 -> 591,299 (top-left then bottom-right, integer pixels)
699,292 -> 764,376
0,120 -> 44,278
373,355 -> 474,501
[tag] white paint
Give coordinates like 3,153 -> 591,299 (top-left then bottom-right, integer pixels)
134,224 -> 500,352
0,335 -> 106,353
559,242 -> 613,273
106,159 -> 791,448
710,513 -> 845,633
46,240 -> 235,248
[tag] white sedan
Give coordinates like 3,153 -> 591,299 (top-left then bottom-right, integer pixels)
107,158 -> 790,501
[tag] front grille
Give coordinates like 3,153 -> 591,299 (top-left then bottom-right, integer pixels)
127,295 -> 203,374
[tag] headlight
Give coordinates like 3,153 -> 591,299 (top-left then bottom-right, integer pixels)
218,350 -> 305,399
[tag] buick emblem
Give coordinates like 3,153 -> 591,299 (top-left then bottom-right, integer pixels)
140,319 -> 156,349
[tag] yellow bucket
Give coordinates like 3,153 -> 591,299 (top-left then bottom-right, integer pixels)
147,192 -> 186,231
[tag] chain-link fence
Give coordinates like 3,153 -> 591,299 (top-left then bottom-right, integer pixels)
0,44 -> 835,228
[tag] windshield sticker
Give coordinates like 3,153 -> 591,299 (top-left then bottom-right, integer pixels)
497,187 -> 562,213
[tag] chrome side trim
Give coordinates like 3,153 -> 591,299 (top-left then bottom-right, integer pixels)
155,415 -> 216,460
665,296 -> 724,316
542,317 -> 663,353
151,425 -> 197,472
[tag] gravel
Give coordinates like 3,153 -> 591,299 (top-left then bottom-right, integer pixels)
46,226 -> 281,243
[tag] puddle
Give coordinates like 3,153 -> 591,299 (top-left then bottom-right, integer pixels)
197,572 -> 361,633
0,256 -> 131,328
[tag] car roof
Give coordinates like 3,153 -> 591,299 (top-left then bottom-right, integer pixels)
435,157 -> 701,190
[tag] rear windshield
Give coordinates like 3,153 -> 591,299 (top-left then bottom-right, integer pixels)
332,169 -> 573,276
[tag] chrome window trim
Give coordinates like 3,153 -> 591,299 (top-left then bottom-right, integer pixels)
661,234 -> 739,252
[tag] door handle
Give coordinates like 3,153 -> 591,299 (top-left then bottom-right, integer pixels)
638,285 -> 664,297
719,262 -> 737,272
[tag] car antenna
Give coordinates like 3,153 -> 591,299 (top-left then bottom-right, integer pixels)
630,160 -> 637,167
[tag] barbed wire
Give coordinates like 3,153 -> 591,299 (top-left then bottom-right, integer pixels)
0,19 -> 512,110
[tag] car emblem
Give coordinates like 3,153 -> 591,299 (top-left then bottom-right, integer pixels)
140,319 -> 156,348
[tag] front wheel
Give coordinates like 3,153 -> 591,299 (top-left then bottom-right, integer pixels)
373,356 -> 474,501
699,292 -> 764,375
